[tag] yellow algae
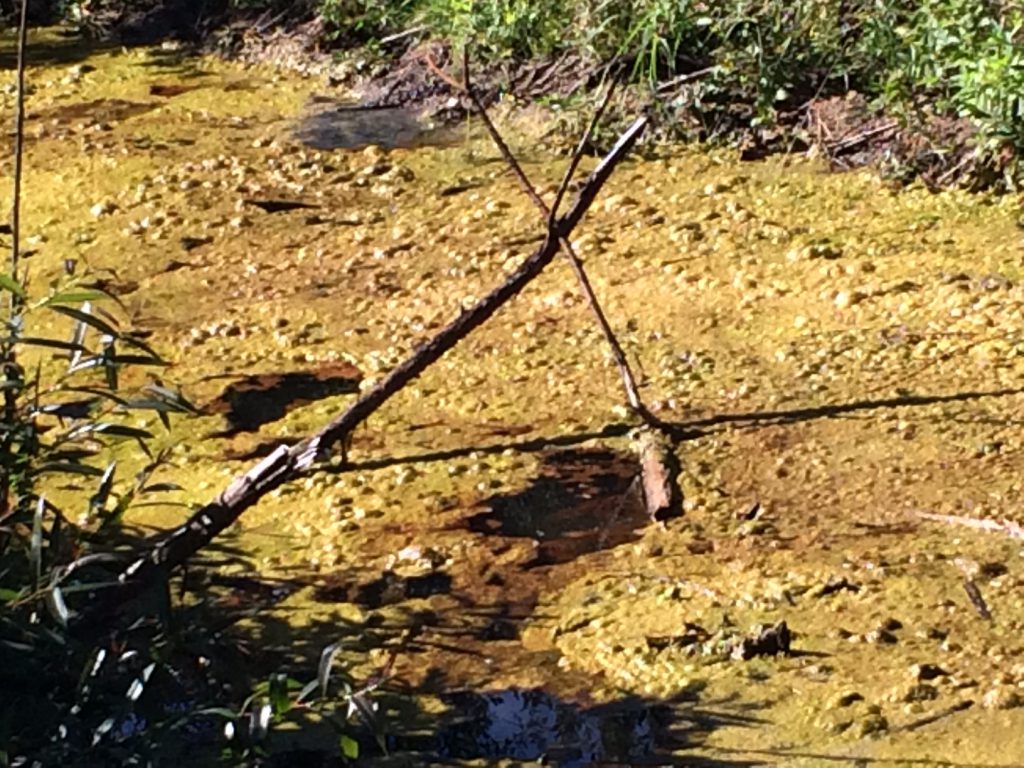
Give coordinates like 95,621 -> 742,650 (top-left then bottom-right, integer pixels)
7,31 -> 1024,764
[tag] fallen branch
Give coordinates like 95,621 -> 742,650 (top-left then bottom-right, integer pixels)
109,115 -> 648,603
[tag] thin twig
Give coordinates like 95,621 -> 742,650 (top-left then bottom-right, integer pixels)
379,25 -> 428,46
654,66 -> 717,94
458,48 -> 664,429
10,0 -> 28,286
916,510 -> 1024,540
826,120 -> 899,154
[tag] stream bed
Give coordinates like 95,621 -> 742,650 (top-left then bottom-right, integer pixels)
5,29 -> 1024,766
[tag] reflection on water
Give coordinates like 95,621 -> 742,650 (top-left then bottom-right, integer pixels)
437,688 -> 660,766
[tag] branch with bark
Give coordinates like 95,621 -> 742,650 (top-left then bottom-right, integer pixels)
108,114 -> 649,605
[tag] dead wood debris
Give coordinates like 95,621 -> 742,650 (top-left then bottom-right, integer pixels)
632,426 -> 683,522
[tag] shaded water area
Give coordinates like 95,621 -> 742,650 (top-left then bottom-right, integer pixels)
9,28 -> 1024,766
294,101 -> 459,151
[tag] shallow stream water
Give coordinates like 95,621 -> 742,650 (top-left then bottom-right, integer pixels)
6,29 -> 1024,766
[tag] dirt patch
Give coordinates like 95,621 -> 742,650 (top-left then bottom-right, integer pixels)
807,92 -> 1008,191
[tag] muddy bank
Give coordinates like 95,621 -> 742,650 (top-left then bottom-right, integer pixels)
35,1 -> 1007,192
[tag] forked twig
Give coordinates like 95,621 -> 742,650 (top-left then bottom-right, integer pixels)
456,48 -> 665,430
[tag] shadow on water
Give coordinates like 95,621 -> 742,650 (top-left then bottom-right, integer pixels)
0,30 -> 120,70
72,470 -> 767,765
204,362 -> 361,436
380,687 -> 764,767
293,102 -> 460,151
464,447 -> 646,567
30,97 -> 156,124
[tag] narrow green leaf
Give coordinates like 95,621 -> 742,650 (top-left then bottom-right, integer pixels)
65,422 -> 152,440
49,304 -> 119,337
46,585 -> 69,627
42,449 -> 99,462
190,707 -> 240,720
125,662 -> 155,702
45,290 -> 107,305
0,273 -> 27,299
31,496 -> 44,588
58,386 -> 129,407
89,462 -> 116,518
269,673 -> 291,717
93,424 -> 153,440
120,334 -> 161,358
297,679 -> 319,704
18,337 -> 90,352
340,734 -> 359,760
124,398 -> 193,414
249,702 -> 271,742
0,587 -> 25,603
36,462 -> 104,477
317,642 -> 342,700
103,344 -> 118,390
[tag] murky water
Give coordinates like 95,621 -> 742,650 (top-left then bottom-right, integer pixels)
7,29 -> 1024,766
294,101 -> 458,150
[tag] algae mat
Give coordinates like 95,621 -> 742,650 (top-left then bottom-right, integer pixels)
5,30 -> 1024,766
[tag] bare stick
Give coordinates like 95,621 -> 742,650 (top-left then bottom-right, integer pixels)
456,49 -> 663,428
108,116 -> 648,602
1,0 -> 29,517
917,510 -> 1024,540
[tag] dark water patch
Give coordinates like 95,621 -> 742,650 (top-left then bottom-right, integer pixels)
30,98 -> 156,126
293,103 -> 457,150
314,569 -> 452,609
205,362 -> 361,436
148,82 -> 200,97
421,688 -> 669,767
465,447 -> 645,567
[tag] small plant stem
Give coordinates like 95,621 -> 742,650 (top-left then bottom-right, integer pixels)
10,0 -> 27,289
1,0 -> 30,516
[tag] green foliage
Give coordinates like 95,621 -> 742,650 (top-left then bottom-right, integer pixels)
871,0 -> 1024,151
210,0 -> 1020,180
0,266 -> 380,763
318,0 -> 418,43
415,0 -> 571,59
0,266 -> 197,762
577,0 -> 710,81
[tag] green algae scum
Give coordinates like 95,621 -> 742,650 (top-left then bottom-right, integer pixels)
8,28 -> 1024,766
